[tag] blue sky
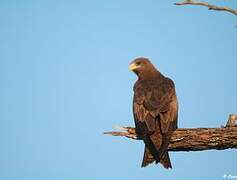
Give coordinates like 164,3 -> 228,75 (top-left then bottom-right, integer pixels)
0,0 -> 237,179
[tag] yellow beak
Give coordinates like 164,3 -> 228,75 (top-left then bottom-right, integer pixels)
129,63 -> 139,71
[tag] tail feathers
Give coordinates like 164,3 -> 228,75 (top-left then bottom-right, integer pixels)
141,132 -> 173,169
142,146 -> 172,169
159,151 -> 172,169
158,133 -> 173,169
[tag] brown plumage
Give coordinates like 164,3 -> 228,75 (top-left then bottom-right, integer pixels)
129,57 -> 178,169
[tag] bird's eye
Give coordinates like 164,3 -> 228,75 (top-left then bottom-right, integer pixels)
136,62 -> 141,65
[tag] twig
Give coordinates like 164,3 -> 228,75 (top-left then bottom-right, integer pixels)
174,1 -> 237,16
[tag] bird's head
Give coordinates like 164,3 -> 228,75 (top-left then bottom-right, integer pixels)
129,57 -> 159,79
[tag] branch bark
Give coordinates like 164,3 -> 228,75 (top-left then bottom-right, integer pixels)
174,1 -> 237,16
104,114 -> 237,152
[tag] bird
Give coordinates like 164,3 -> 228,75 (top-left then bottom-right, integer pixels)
129,57 -> 178,169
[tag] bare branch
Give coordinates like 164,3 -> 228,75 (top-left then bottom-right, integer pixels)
104,114 -> 237,152
174,1 -> 237,16
226,114 -> 237,127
